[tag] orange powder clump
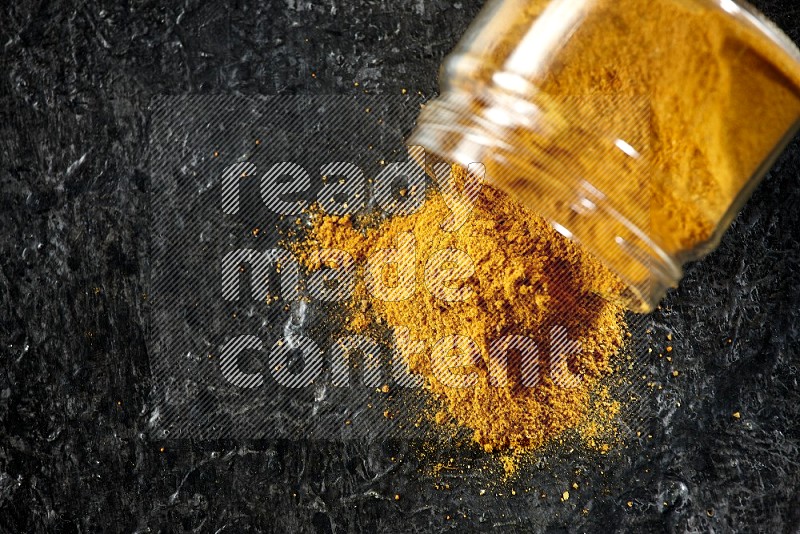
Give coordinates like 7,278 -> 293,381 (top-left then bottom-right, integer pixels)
292,166 -> 628,452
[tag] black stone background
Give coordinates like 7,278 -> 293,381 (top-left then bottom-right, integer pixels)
1,0 -> 799,532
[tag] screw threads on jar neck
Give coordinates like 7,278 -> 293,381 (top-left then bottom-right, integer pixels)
408,83 -> 682,313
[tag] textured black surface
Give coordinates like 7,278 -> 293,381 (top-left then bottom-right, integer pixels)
2,0 -> 800,532
146,93 -> 431,441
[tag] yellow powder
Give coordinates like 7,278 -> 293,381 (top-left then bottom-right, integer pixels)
413,0 -> 800,310
549,0 -> 800,254
292,166 -> 627,452
501,454 -> 518,478
455,0 -> 800,253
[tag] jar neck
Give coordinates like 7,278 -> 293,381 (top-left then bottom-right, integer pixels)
408,83 -> 682,313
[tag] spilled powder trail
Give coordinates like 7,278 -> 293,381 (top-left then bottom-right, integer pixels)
290,166 -> 629,453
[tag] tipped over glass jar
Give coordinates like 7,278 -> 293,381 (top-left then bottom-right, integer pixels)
409,0 -> 800,312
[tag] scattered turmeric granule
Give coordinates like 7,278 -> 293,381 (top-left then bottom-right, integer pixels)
500,454 -> 519,478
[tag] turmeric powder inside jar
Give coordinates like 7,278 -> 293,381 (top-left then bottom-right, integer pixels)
292,166 -> 628,452
412,0 -> 800,310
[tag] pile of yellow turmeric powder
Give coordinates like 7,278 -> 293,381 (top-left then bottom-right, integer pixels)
292,166 -> 628,452
286,0 -> 800,452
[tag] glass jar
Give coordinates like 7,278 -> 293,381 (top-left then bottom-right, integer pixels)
408,0 -> 800,312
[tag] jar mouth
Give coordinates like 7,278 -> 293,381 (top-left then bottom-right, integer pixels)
408,87 -> 682,313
